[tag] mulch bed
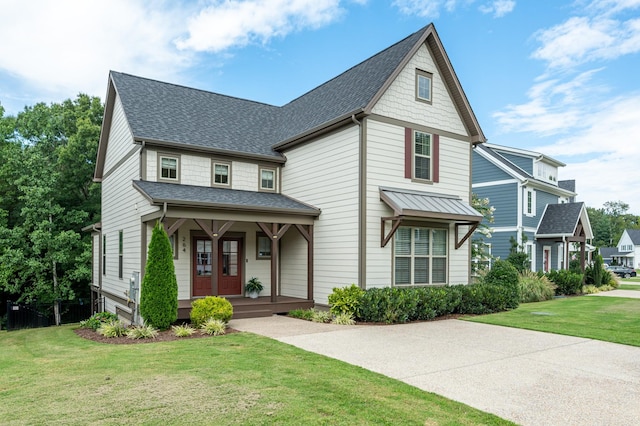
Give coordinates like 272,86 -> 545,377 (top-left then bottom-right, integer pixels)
74,327 -> 239,345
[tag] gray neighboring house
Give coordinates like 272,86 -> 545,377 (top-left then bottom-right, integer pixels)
472,143 -> 593,272
89,24 -> 486,323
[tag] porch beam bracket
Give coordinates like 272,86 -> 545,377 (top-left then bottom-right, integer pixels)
381,216 -> 403,247
164,218 -> 186,237
294,224 -> 312,242
455,222 -> 479,250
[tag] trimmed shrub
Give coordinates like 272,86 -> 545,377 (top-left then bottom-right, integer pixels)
328,284 -> 364,316
190,296 -> 233,327
518,270 -> 556,303
547,269 -> 583,295
358,287 -> 419,324
140,222 -> 178,330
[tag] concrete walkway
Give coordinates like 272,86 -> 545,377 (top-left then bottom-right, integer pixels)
230,315 -> 640,425
588,288 -> 640,299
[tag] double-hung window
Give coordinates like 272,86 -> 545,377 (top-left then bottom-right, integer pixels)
414,131 -> 432,181
213,162 -> 231,186
159,155 -> 179,181
394,226 -> 447,286
260,167 -> 275,191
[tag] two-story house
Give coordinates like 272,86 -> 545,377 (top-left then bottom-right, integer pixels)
90,24 -> 485,323
472,143 -> 593,272
601,229 -> 640,268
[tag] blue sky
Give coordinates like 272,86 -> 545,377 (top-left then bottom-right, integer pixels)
1,0 -> 639,213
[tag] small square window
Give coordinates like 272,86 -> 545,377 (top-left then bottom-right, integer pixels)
416,70 -> 432,103
160,156 -> 178,181
213,162 -> 230,186
260,168 -> 275,191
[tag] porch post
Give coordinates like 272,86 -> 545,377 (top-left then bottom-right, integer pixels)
270,223 -> 279,303
307,225 -> 314,301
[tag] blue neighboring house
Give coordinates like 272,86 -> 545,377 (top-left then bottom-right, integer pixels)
472,143 -> 593,272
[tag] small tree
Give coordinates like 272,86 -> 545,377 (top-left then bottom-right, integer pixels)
471,194 -> 495,275
506,234 -> 529,273
140,221 -> 177,329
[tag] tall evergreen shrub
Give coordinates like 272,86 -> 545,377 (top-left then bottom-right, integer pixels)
140,222 -> 178,329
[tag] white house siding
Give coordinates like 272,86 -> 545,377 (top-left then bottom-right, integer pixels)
364,119 -> 473,287
281,126 -> 360,305
280,229 -> 308,299
101,96 -> 158,321
181,155 -> 211,186
156,220 -> 273,300
232,161 -> 259,191
371,44 -> 467,137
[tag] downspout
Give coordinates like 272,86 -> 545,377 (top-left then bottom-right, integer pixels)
138,141 -> 146,180
352,114 -> 366,289
160,202 -> 168,223
562,235 -> 567,270
517,180 -> 526,248
93,224 -> 103,312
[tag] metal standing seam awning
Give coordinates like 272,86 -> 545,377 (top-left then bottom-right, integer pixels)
379,187 -> 483,249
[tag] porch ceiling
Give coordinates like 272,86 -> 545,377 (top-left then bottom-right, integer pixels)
133,180 -> 320,216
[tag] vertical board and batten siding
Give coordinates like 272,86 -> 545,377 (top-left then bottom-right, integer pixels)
365,120 -> 473,286
101,96 -> 158,320
472,151 -> 513,183
281,126 -> 360,305
371,43 -> 467,136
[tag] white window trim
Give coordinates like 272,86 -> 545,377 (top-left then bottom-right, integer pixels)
526,242 -> 535,272
393,226 -> 448,286
415,69 -> 433,104
259,167 -> 277,192
412,130 -> 433,182
158,154 -> 180,182
524,188 -> 536,217
212,161 -> 232,187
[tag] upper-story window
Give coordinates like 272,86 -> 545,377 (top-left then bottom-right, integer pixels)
414,131 -> 432,181
260,167 -> 276,191
416,69 -> 433,103
159,155 -> 179,182
524,188 -> 536,216
213,161 -> 231,187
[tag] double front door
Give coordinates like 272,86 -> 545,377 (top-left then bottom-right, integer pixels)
192,236 -> 243,297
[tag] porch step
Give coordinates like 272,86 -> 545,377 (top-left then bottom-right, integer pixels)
232,309 -> 274,319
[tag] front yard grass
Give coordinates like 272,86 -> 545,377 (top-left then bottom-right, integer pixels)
464,296 -> 640,347
619,283 -> 640,291
0,325 -> 511,425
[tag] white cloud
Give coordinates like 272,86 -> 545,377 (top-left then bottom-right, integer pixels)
479,0 -> 515,18
532,15 -> 640,69
176,0 -> 345,52
392,0 -> 465,18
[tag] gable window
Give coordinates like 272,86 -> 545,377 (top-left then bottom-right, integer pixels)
405,128 -> 439,182
256,233 -> 271,259
260,167 -> 276,191
394,226 -> 447,286
159,155 -> 179,181
416,69 -> 433,103
213,162 -> 231,186
524,188 -> 536,216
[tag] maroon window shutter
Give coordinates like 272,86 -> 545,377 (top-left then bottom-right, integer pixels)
404,127 -> 412,179
432,133 -> 439,183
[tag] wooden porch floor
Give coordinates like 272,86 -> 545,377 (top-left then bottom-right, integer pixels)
178,296 -> 314,320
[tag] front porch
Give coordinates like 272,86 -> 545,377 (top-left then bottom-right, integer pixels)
178,296 -> 314,320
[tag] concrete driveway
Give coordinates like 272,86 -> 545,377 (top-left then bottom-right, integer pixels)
230,314 -> 640,425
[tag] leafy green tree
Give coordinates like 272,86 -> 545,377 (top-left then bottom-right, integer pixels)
140,222 -> 178,329
506,234 -> 529,273
471,193 -> 495,275
0,95 -> 101,315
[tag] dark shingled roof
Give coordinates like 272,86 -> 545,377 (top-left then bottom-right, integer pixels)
536,202 -> 585,236
626,229 -> 640,245
133,180 -> 320,216
599,247 -> 620,259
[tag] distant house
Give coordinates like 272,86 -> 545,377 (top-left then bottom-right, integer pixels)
601,229 -> 640,268
89,24 -> 486,323
472,143 -> 593,272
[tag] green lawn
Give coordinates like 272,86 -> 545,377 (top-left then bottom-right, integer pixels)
464,296 -> 640,347
619,284 -> 640,291
0,326 -> 511,425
